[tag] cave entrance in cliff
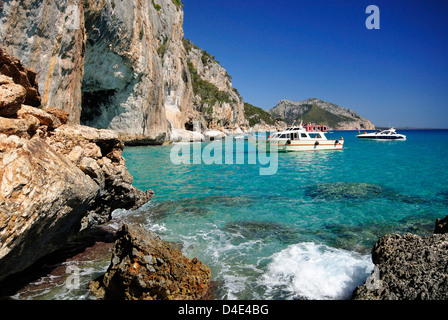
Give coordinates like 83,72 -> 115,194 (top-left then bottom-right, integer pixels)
80,89 -> 117,129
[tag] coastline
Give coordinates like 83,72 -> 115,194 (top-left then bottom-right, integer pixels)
1,41 -> 447,302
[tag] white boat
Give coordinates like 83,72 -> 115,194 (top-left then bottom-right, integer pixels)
251,122 -> 344,152
356,128 -> 406,140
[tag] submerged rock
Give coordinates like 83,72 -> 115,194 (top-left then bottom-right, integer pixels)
147,195 -> 255,221
305,182 -> 387,200
305,182 -> 431,205
89,223 -> 211,300
223,220 -> 302,245
352,216 -> 448,300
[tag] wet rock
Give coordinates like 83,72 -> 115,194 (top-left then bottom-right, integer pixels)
434,215 -> 448,234
175,206 -> 210,216
352,221 -> 448,300
89,223 -> 211,300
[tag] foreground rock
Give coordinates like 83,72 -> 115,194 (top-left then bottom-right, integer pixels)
0,52 -> 152,282
0,134 -> 99,281
0,124 -> 153,281
90,224 -> 211,300
352,216 -> 448,300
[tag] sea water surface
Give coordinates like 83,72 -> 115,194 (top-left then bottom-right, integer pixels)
11,130 -> 448,300
118,129 -> 448,300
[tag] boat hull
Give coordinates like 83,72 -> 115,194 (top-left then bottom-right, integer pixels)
251,139 -> 344,152
357,135 -> 406,140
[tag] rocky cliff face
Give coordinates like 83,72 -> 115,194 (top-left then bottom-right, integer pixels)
0,48 -> 152,281
270,98 -> 375,130
0,0 -> 86,123
184,39 -> 248,133
0,0 -> 248,144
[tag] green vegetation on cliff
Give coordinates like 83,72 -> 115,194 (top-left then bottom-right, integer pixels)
187,61 -> 231,113
300,104 -> 352,128
152,0 -> 161,11
172,0 -> 183,8
244,102 -> 278,127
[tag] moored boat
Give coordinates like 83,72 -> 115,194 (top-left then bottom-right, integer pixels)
251,122 -> 344,152
357,128 -> 406,140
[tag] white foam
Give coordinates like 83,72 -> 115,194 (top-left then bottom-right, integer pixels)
261,242 -> 373,300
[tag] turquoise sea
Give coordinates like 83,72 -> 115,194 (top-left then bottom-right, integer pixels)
10,129 -> 448,300
119,129 -> 448,300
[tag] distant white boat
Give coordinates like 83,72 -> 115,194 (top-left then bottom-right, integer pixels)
357,128 -> 406,140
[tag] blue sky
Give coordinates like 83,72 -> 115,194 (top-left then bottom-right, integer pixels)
182,0 -> 448,128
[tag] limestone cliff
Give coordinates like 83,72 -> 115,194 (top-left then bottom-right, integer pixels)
0,48 -> 152,281
270,98 -> 375,130
0,0 -> 86,123
0,0 -> 248,144
183,39 -> 248,133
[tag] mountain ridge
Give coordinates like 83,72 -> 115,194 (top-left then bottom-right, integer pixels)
269,98 -> 375,130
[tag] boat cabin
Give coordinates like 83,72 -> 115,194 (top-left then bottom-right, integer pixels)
270,124 -> 328,141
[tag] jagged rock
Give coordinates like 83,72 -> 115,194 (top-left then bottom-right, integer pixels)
352,227 -> 448,300
89,223 -> 211,300
17,104 -> 61,130
0,74 -> 27,117
0,135 -> 99,281
0,2 -> 84,120
434,215 -> 448,234
0,48 -> 41,108
45,107 -> 70,125
46,124 -> 154,228
0,123 -> 154,281
185,40 -> 248,132
0,47 -> 153,284
0,115 -> 39,138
